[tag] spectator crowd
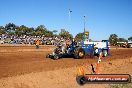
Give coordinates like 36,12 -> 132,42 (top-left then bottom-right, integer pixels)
0,34 -> 69,45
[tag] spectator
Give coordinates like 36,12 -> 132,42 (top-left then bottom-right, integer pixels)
35,38 -> 40,49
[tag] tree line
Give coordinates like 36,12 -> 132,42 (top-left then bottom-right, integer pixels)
0,23 -> 89,41
0,23 -> 131,44
0,23 -> 74,39
109,34 -> 132,46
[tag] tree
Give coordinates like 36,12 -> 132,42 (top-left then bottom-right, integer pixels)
0,26 -> 5,34
52,30 -> 57,34
59,29 -> 73,40
35,25 -> 47,36
15,26 -> 21,36
5,23 -> 16,34
118,38 -> 128,42
26,27 -> 33,35
128,36 -> 132,41
52,30 -> 58,36
75,31 -> 89,41
15,25 -> 31,35
45,30 -> 53,37
75,32 -> 84,41
28,27 -> 35,35
109,34 -> 118,46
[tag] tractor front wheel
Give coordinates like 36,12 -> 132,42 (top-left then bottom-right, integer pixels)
102,50 -> 108,57
46,54 -> 50,58
53,55 -> 59,60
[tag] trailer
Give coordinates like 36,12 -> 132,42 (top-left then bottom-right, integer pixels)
80,40 -> 110,57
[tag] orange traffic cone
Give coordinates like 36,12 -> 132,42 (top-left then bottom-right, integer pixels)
78,66 -> 85,75
99,51 -> 103,59
96,52 -> 103,74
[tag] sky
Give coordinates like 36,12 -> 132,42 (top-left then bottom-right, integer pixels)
0,0 -> 132,40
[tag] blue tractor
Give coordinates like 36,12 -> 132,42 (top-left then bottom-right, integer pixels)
46,40 -> 95,60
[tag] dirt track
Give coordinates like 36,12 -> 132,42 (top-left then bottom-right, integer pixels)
0,45 -> 132,88
0,45 -> 132,79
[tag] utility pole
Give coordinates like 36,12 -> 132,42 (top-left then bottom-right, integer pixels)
83,16 -> 86,40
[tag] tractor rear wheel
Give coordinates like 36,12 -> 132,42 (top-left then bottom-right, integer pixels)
103,50 -> 108,57
74,48 -> 85,59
